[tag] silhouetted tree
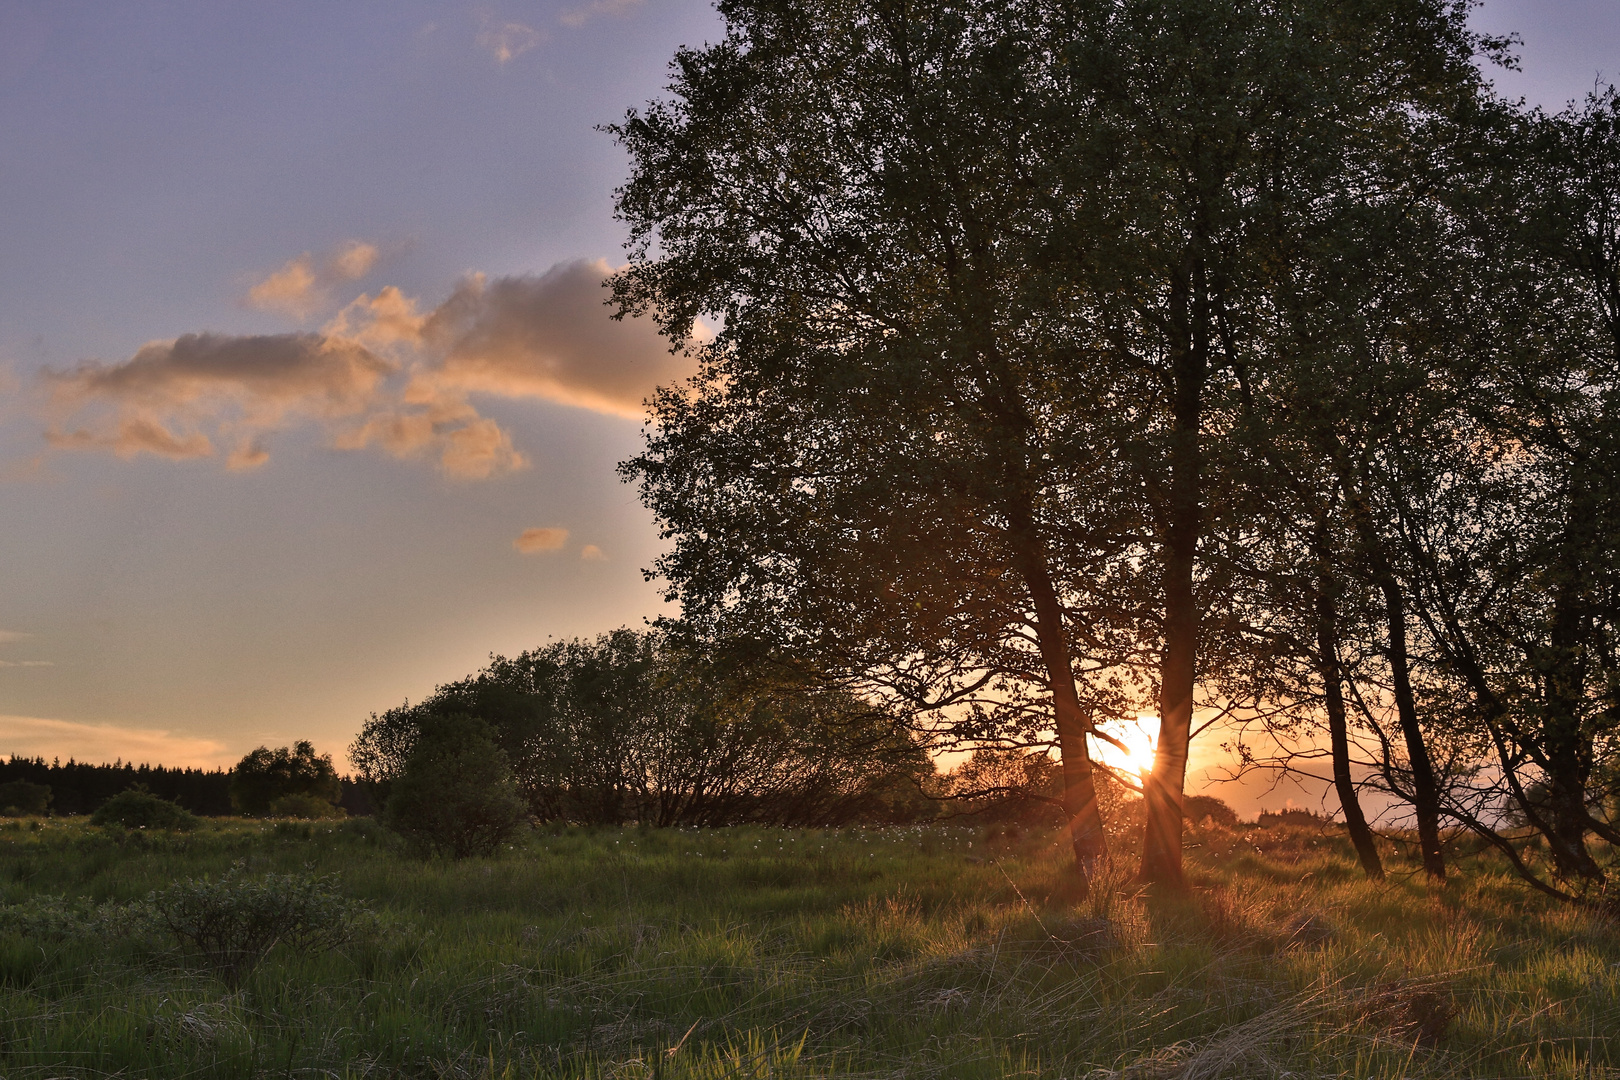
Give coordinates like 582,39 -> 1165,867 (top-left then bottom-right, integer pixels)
381,714 -> 528,859
230,742 -> 343,818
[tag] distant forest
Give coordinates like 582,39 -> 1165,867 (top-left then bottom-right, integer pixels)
0,756 -> 374,817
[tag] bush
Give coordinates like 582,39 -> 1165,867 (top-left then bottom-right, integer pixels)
0,780 -> 50,816
0,894 -> 156,942
231,741 -> 342,817
150,863 -> 373,986
92,786 -> 198,831
382,713 -> 527,859
268,792 -> 347,819
1185,794 -> 1238,827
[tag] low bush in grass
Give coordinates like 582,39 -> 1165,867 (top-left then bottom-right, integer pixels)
269,791 -> 347,819
90,785 -> 198,830
150,862 -> 375,986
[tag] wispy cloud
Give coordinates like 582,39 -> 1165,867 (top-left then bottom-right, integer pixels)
477,14 -> 544,64
247,240 -> 380,320
40,258 -> 698,480
514,527 -> 568,553
0,660 -> 52,668
581,544 -> 605,561
0,715 -> 232,768
558,0 -> 643,29
0,630 -> 31,644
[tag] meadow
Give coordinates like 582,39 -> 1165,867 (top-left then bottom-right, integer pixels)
0,813 -> 1615,1079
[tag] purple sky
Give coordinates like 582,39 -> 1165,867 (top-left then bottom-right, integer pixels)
0,0 -> 1614,815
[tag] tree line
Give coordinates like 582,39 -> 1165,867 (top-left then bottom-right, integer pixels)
0,750 -> 373,818
607,0 -> 1620,905
349,629 -> 937,845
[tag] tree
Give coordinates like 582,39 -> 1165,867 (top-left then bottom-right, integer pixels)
230,742 -> 343,818
353,630 -> 936,827
381,713 -> 528,859
613,0 -> 1488,889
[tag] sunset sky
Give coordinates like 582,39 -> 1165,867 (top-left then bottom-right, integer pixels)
0,0 -> 1615,804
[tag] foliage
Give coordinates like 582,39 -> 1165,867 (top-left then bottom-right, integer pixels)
268,792 -> 347,819
90,785 -> 198,830
937,749 -> 1064,825
230,741 -> 343,817
149,862 -> 373,986
354,630 -> 936,828
610,0 -> 1490,887
0,780 -> 50,816
0,754 -> 233,815
0,894 -> 156,943
1183,795 -> 1238,828
381,713 -> 528,859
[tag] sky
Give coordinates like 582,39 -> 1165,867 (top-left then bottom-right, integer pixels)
0,0 -> 1616,814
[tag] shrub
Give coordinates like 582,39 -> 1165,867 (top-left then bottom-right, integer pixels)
231,741 -> 342,817
92,785 -> 198,831
0,894 -> 156,942
1185,794 -> 1239,827
268,792 -> 347,819
382,713 -> 527,859
150,863 -> 372,986
0,780 -> 50,816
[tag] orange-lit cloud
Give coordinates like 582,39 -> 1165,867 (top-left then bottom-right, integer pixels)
247,241 -> 380,319
581,543 -> 605,560
44,331 -> 395,465
514,527 -> 568,553
0,714 -> 233,768
412,259 -> 700,419
42,258 -> 697,479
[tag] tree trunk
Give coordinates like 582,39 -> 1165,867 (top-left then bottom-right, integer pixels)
1332,458 -> 1445,881
1315,570 -> 1384,880
1139,273 -> 1205,892
1376,574 -> 1446,880
1013,533 -> 1109,881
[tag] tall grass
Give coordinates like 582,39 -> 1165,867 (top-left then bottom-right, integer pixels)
0,814 -> 1614,1078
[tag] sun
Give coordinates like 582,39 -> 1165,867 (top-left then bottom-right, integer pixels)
1089,715 -> 1159,778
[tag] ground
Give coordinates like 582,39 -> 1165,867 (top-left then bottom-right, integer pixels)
0,814 -> 1615,1078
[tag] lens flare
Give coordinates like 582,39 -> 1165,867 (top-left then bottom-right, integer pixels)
1089,714 -> 1159,778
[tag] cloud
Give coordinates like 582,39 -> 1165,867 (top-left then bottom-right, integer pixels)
558,0 -> 643,28
514,527 -> 568,553
42,258 -> 697,478
44,332 -> 395,465
247,241 -> 380,319
0,660 -> 52,668
477,16 -> 543,63
412,259 -> 699,419
0,630 -> 31,644
0,714 -> 232,768
580,544 -> 605,560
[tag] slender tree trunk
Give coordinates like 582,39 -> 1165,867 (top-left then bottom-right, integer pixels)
1333,459 -> 1445,881
1139,273 -> 1205,892
1315,569 -> 1384,880
1013,533 -> 1109,882
1376,574 -> 1446,879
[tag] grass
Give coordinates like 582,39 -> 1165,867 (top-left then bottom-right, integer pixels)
0,813 -> 1615,1078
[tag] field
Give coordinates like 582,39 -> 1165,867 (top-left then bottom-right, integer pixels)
0,814 -> 1616,1079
